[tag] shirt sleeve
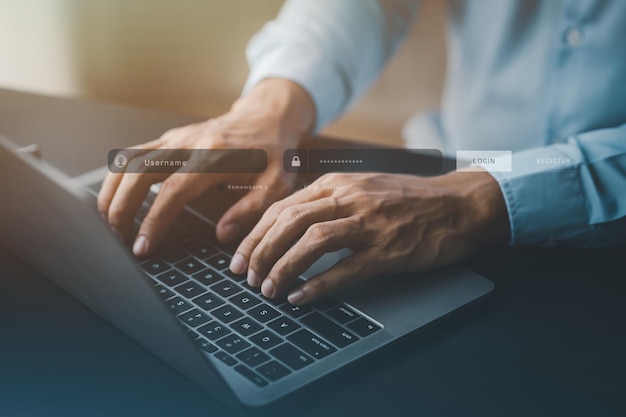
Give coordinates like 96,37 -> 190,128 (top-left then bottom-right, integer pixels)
242,0 -> 419,132
490,123 -> 626,248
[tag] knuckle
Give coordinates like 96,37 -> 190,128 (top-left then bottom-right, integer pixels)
237,237 -> 257,257
343,256 -> 362,274
159,178 -> 185,200
279,206 -> 304,223
250,245 -> 271,274
266,201 -> 285,219
306,224 -> 333,246
107,204 -> 129,227
270,259 -> 290,283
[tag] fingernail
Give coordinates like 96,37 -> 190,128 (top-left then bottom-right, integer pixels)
288,290 -> 304,305
99,211 -> 108,222
133,235 -> 150,257
247,269 -> 260,287
230,253 -> 246,274
261,279 -> 274,298
221,223 -> 242,243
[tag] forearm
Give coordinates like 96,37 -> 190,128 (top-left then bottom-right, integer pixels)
243,0 -> 418,132
231,78 -> 315,145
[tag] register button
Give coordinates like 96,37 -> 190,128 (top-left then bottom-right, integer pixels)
456,150 -> 512,172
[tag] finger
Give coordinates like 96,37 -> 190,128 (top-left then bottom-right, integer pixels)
98,171 -> 124,218
107,172 -> 165,242
97,138 -> 163,218
287,248 -> 381,305
261,217 -> 364,298
231,186 -> 328,279
133,173 -> 209,256
248,199 -> 349,292
217,175 -> 289,245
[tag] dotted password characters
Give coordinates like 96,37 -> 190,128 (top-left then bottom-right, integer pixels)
319,160 -> 363,164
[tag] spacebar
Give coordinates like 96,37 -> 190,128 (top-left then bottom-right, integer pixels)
301,313 -> 359,348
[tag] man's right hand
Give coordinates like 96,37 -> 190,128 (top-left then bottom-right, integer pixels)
97,79 -> 315,257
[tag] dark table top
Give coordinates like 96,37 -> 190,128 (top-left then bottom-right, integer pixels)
1,89 -> 625,417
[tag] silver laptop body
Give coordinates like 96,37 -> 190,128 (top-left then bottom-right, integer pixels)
0,134 -> 493,408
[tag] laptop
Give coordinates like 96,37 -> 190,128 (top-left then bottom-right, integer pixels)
0,133 -> 493,410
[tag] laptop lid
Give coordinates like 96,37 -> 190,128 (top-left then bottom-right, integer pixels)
0,134 -> 259,409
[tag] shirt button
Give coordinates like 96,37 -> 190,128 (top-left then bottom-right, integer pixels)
564,27 -> 585,48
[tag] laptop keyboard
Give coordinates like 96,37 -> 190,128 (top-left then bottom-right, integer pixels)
97,185 -> 382,388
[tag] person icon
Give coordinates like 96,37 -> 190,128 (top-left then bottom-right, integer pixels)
114,154 -> 128,169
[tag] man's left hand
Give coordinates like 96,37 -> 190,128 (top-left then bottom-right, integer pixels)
230,170 -> 510,305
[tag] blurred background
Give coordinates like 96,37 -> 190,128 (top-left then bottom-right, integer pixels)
0,0 -> 446,146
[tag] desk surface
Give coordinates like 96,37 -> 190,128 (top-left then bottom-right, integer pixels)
1,89 -> 625,417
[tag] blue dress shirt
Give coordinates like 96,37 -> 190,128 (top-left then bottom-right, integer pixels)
243,0 -> 626,247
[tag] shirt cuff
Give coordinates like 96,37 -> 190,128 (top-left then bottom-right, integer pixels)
489,144 -> 592,247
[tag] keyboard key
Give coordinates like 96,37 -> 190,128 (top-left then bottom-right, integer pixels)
327,306 -> 360,324
269,343 -> 314,370
167,296 -> 194,315
230,292 -> 261,310
179,308 -> 211,328
214,351 -> 237,366
206,254 -> 231,270
197,321 -> 230,340
216,334 -> 251,355
189,243 -> 217,259
250,330 -> 283,350
197,321 -> 231,341
192,268 -> 222,286
256,360 -> 291,382
223,270 -> 246,282
263,294 -> 287,307
155,269 -> 187,287
312,297 -> 341,312
268,317 -> 300,336
249,304 -> 281,323
347,317 -> 382,337
287,329 -> 336,359
211,305 -> 244,324
194,337 -> 218,354
280,303 -> 311,318
141,259 -> 170,275
174,280 -> 207,298
230,317 -> 263,337
175,257 -> 206,275
301,312 -> 358,348
235,365 -> 268,387
236,347 -> 271,368
192,291 -> 225,311
211,281 -> 242,298
242,280 -> 262,295
154,285 -> 175,300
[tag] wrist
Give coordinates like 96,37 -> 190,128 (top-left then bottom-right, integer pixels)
233,78 -> 316,143
435,170 -> 511,249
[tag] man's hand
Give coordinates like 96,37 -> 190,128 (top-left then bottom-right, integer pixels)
97,79 -> 315,256
230,170 -> 510,305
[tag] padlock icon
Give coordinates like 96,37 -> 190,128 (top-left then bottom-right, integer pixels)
291,156 -> 301,167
